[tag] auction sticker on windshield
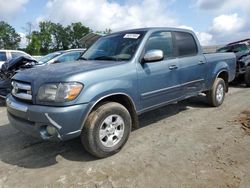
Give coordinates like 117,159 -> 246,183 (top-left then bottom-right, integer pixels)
123,34 -> 140,39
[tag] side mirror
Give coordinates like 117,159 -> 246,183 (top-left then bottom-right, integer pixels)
143,50 -> 164,63
52,60 -> 60,64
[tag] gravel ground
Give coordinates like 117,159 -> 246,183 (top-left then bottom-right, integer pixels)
0,86 -> 250,188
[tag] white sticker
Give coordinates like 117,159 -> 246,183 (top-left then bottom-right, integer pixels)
123,33 -> 140,39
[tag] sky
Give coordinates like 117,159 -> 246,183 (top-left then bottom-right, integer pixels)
0,0 -> 250,47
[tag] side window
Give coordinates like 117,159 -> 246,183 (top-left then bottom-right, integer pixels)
145,31 -> 173,58
57,52 -> 81,63
11,52 -> 26,58
0,52 -> 7,61
174,32 -> 198,57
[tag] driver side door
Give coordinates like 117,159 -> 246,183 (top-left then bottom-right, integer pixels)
137,31 -> 181,111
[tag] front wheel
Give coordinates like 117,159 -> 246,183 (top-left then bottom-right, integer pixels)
81,102 -> 132,158
245,66 -> 250,87
207,78 -> 226,107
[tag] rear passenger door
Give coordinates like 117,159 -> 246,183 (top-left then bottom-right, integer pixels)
173,31 -> 207,97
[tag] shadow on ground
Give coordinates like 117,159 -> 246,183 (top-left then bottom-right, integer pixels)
0,96 -> 210,169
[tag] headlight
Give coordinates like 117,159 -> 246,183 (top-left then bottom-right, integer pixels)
37,82 -> 83,102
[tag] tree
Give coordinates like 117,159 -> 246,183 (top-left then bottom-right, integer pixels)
22,22 -> 34,44
50,22 -> 70,51
39,21 -> 53,54
25,31 -> 41,55
68,22 -> 91,48
0,21 -> 20,49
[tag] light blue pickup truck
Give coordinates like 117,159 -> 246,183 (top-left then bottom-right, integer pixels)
6,28 -> 236,158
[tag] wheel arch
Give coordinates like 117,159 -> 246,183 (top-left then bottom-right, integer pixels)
82,93 -> 139,129
216,70 -> 229,92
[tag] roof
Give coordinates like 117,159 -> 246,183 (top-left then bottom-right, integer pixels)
0,49 -> 28,53
110,27 -> 194,34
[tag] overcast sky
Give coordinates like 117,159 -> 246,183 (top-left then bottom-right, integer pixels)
0,0 -> 250,46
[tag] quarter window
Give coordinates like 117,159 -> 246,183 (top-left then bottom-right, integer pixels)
174,32 -> 198,56
145,31 -> 173,58
11,52 -> 26,58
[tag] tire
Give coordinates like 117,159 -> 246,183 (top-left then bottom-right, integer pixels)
81,102 -> 132,158
245,66 -> 250,87
207,78 -> 226,107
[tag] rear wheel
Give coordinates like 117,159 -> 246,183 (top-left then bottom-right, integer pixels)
245,66 -> 250,87
207,78 -> 226,107
81,102 -> 132,158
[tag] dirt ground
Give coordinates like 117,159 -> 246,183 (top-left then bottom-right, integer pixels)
0,86 -> 250,188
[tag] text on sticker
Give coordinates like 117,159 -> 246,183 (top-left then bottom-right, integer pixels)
123,34 -> 140,39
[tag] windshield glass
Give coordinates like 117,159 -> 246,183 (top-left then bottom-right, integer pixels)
217,44 -> 249,53
81,31 -> 146,61
38,52 -> 62,64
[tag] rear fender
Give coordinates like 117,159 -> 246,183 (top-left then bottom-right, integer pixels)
206,61 -> 229,90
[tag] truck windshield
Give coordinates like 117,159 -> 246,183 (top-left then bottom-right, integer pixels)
81,31 -> 146,61
217,44 -> 249,53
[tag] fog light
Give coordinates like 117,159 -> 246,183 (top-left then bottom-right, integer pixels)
46,125 -> 57,136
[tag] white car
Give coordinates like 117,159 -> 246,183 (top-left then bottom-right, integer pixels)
0,50 -> 32,69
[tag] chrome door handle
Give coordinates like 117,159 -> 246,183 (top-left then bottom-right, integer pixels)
169,65 -> 178,70
198,60 -> 205,65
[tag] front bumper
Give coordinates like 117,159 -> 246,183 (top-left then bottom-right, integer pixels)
6,95 -> 90,141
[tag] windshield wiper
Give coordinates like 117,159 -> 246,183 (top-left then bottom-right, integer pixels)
93,56 -> 129,61
78,56 -> 88,60
93,56 -> 116,61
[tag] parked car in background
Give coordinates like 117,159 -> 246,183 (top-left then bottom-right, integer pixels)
0,49 -> 86,99
0,56 -> 37,98
37,49 -> 86,65
0,50 -> 32,69
6,27 -> 236,158
217,39 -> 250,86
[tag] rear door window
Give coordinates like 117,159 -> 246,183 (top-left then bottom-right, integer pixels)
174,32 -> 198,57
0,52 -> 7,61
11,52 -> 27,58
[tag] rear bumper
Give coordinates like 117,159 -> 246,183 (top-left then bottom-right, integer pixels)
6,95 -> 90,141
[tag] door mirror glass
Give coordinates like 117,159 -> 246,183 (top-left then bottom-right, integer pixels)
143,50 -> 164,62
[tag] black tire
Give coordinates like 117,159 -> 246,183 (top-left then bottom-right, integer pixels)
207,78 -> 226,107
81,102 -> 132,158
245,66 -> 250,87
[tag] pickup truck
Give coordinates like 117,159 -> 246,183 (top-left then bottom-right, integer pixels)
6,28 -> 236,158
217,39 -> 250,86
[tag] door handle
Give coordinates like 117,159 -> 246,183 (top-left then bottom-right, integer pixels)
198,60 -> 205,65
169,65 -> 178,70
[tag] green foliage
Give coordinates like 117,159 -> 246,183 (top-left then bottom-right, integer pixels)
68,22 -> 91,48
1,20 -> 111,55
0,21 -> 20,49
26,21 -> 95,55
26,31 -> 41,55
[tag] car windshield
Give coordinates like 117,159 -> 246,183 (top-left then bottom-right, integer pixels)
38,52 -> 62,64
81,31 -> 146,61
217,44 -> 249,53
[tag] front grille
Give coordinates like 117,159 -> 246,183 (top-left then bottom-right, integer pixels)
11,81 -> 32,101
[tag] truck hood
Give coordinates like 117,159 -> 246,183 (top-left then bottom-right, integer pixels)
13,60 -> 127,83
